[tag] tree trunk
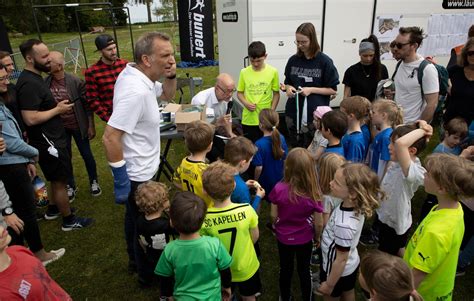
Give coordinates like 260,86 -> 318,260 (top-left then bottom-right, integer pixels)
146,1 -> 152,23
172,0 -> 177,22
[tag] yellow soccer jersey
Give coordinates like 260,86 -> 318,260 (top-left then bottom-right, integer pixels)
403,204 -> 464,301
173,158 -> 214,207
201,203 -> 259,282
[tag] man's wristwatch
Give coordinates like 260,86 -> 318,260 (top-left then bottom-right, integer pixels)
2,207 -> 13,216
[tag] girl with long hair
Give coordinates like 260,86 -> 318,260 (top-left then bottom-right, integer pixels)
269,148 -> 323,301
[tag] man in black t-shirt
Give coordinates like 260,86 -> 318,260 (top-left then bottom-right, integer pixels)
16,39 -> 93,231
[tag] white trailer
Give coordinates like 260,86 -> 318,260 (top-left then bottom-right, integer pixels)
216,0 -> 472,111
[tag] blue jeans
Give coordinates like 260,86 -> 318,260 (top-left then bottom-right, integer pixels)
125,180 -> 148,282
65,128 -> 98,187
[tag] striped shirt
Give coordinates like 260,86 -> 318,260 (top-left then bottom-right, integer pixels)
85,58 -> 127,122
321,204 -> 364,277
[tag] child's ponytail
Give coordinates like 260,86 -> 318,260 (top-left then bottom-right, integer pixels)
259,109 -> 284,160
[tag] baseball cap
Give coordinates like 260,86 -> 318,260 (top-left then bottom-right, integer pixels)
314,106 -> 332,119
95,34 -> 115,51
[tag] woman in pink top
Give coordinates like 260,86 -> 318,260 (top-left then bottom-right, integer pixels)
269,148 -> 323,301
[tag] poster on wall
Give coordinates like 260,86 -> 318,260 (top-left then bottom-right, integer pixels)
178,0 -> 214,61
419,13 -> 474,56
374,14 -> 402,60
373,15 -> 402,39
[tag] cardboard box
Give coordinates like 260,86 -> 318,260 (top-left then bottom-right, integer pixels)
164,104 -> 206,131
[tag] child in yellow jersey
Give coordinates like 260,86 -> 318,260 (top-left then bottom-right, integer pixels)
237,41 -> 280,143
173,120 -> 215,207
201,161 -> 261,301
404,152 -> 474,301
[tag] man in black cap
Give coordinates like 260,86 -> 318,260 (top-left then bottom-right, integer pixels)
85,34 -> 127,123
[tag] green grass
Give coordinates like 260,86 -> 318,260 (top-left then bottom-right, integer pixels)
9,25 -> 474,300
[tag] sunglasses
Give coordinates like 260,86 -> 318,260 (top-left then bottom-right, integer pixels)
467,51 -> 474,57
390,41 -> 412,49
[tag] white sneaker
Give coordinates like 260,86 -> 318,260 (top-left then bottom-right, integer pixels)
42,248 -> 66,266
90,180 -> 102,197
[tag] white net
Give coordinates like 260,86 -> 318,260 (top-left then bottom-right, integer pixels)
9,37 -> 84,80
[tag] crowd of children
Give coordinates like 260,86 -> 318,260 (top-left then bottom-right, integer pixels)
119,37 -> 474,301
1,21 -> 474,301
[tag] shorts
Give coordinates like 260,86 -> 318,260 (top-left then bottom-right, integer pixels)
231,269 -> 262,297
377,222 -> 409,256
37,145 -> 72,182
320,265 -> 359,298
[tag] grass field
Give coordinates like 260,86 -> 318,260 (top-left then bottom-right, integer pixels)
8,23 -> 474,300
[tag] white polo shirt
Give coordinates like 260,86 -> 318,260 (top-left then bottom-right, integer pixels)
394,55 -> 439,123
108,63 -> 162,182
191,87 -> 228,119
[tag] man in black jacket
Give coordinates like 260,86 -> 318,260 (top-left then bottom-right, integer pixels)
46,51 -> 101,200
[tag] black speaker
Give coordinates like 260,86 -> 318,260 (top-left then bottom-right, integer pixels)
0,16 -> 13,53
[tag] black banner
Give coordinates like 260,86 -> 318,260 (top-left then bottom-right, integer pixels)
443,0 -> 474,9
178,0 -> 214,61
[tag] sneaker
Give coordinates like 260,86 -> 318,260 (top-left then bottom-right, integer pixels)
44,207 -> 76,220
90,180 -> 102,197
42,248 -> 66,266
359,233 -> 378,246
61,216 -> 93,231
456,265 -> 467,277
67,185 -> 77,203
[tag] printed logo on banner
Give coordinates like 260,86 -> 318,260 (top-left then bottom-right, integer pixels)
178,0 -> 213,61
189,0 -> 206,59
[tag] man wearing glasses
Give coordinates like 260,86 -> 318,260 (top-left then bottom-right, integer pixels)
191,72 -> 235,120
392,27 -> 439,123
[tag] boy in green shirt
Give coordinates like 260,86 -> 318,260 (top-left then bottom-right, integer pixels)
201,161 -> 261,301
237,41 -> 280,142
155,191 -> 232,301
404,146 -> 474,300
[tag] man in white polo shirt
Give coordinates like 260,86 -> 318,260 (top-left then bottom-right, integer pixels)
102,32 -> 176,284
392,26 -> 439,123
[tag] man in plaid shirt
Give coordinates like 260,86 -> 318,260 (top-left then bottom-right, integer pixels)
85,34 -> 128,122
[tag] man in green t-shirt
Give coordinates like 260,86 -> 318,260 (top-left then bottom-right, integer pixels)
237,41 -> 280,142
155,191 -> 232,301
404,153 -> 470,301
202,161 -> 261,301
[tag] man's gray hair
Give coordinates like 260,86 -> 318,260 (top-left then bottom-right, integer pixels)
134,32 -> 171,64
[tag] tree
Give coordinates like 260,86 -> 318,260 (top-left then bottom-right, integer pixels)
131,0 -> 153,23
154,0 -> 176,22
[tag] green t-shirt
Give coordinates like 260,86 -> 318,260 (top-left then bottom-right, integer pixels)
403,204 -> 464,301
237,64 -> 279,126
201,203 -> 259,282
155,236 -> 232,300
